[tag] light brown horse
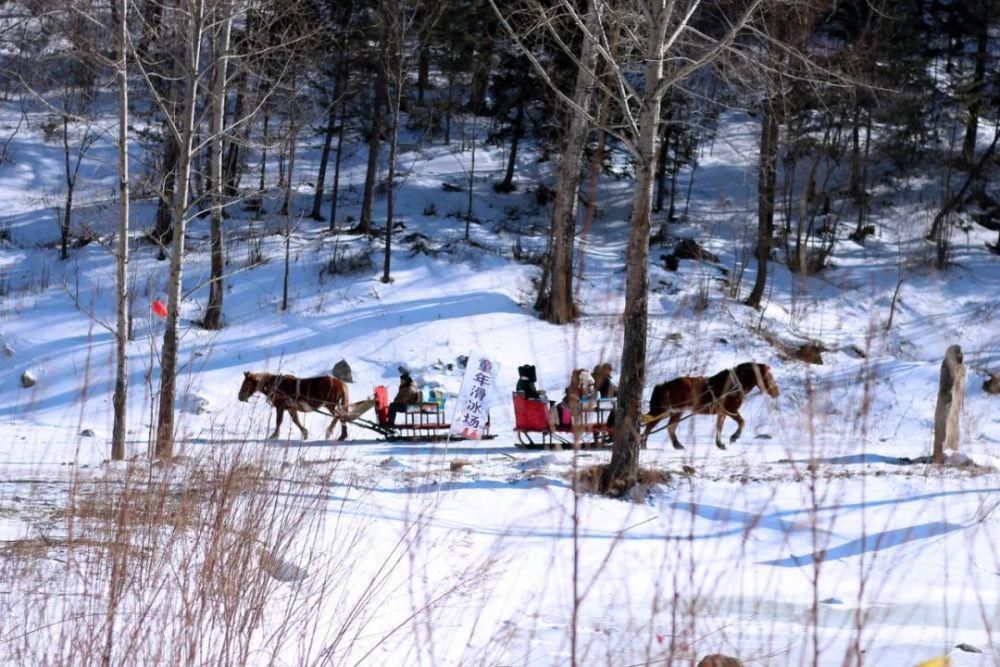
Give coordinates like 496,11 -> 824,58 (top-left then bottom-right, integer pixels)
643,362 -> 779,450
238,372 -> 350,440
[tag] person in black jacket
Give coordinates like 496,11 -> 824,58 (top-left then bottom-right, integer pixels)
516,364 -> 541,399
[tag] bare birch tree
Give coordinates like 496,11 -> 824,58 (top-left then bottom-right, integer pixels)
142,0 -> 318,457
149,0 -> 205,458
202,0 -> 234,330
492,0 -> 765,491
377,0 -> 440,283
536,0 -> 599,325
112,0 -> 130,461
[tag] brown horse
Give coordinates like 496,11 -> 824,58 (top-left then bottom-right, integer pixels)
643,362 -> 779,450
238,372 -> 350,440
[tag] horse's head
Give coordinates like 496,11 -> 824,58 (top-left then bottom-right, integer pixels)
238,372 -> 261,402
752,364 -> 780,398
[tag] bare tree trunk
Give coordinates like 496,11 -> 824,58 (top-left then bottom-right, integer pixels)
666,131 -> 681,223
277,127 -> 286,188
203,2 -> 232,331
444,76 -> 453,144
467,33 -> 494,114
222,67 -> 247,197
746,95 -> 780,308
281,100 -> 299,216
794,123 -> 827,274
417,46 -> 429,103
933,345 -> 965,463
602,30 -> 665,494
259,110 -> 268,192
382,77 -> 401,283
310,102 -> 337,221
192,134 -> 206,211
60,116 -> 74,261
849,104 -> 861,198
541,0 -> 598,325
105,6 -> 131,646
498,100 -> 524,191
466,116 -> 477,237
961,15 -> 988,164
152,128 -> 177,259
155,0 -> 205,460
654,121 -> 670,213
929,122 -> 1000,262
281,133 -> 298,311
359,65 -> 386,235
329,93 -> 347,229
850,108 -> 872,242
282,216 -> 292,311
111,0 -> 129,462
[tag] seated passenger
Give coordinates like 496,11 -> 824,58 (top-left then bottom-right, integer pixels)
549,368 -> 597,430
568,368 -> 597,415
592,362 -> 617,399
389,371 -> 421,425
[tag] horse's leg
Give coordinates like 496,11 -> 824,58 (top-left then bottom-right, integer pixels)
729,412 -> 745,444
642,408 -> 668,449
270,406 -> 284,439
667,413 -> 684,450
337,400 -> 349,440
715,411 -> 727,450
324,411 -> 338,439
288,409 -> 308,439
325,410 -> 347,441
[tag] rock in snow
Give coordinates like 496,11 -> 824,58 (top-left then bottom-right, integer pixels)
20,370 -> 36,388
189,394 -> 211,415
332,359 -> 353,383
260,549 -> 308,582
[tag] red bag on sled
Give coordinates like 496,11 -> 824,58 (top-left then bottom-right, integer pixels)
374,386 -> 390,426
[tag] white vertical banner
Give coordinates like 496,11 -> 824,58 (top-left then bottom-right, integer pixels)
450,354 -> 500,439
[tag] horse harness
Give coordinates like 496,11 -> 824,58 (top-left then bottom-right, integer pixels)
264,375 -> 346,419
643,369 -> 747,436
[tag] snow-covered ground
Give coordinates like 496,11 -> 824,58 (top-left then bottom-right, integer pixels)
1,105 -> 999,665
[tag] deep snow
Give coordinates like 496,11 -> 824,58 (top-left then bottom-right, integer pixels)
0,103 -> 999,665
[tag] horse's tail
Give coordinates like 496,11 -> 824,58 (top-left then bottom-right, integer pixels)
340,379 -> 349,411
328,376 -> 349,414
646,382 -> 667,419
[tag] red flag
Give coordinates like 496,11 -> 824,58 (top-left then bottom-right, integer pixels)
151,299 -> 168,318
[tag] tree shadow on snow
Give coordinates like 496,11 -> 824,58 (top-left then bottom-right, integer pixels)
760,521 -> 966,567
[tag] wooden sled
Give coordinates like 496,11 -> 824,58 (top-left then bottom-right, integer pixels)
512,393 -> 613,449
347,386 -> 494,442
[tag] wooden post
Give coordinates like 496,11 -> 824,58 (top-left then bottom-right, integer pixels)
933,345 -> 965,463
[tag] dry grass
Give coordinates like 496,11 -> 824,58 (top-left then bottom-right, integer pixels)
449,457 -> 473,472
573,463 -> 673,498
0,438 -> 510,666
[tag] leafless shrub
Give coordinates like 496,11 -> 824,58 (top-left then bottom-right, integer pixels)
324,245 -> 373,275
575,464 -> 672,498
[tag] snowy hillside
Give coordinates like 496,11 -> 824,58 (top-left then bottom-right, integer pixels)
0,85 -> 998,667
